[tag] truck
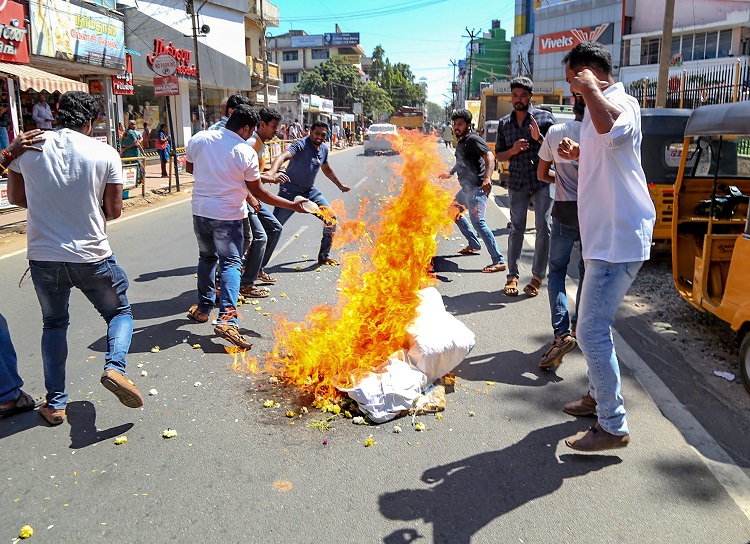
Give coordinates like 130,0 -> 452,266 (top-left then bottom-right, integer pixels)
389,107 -> 424,131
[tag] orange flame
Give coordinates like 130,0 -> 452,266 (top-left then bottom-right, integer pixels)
225,345 -> 258,373
261,130 -> 458,399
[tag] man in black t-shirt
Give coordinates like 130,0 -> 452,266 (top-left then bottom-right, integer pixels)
441,109 -> 506,273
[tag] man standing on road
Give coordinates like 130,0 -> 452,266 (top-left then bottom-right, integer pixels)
442,123 -> 453,148
8,91 -> 144,426
267,121 -> 351,266
558,42 -> 656,451
535,97 -> 586,370
441,109 -> 506,273
331,122 -> 340,148
239,106 -> 285,298
495,77 -> 556,298
32,93 -> 54,129
186,105 -> 309,348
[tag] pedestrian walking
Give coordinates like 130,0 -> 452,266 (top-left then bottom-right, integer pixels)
558,42 -> 656,451
267,120 -> 351,266
495,77 -> 556,298
185,105 -> 309,349
441,109 -> 506,273
239,106 -> 286,298
120,120 -> 144,184
0,104 -> 10,149
7,92 -> 144,426
332,123 -> 340,147
32,93 -> 54,129
442,124 -> 453,148
535,97 -> 586,369
155,123 -> 170,177
142,122 -> 151,148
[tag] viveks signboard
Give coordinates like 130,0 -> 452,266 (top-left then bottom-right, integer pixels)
538,23 -> 614,54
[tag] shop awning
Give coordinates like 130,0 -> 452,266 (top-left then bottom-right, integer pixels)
0,62 -> 88,94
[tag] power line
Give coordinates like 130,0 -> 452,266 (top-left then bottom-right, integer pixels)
280,0 -> 449,23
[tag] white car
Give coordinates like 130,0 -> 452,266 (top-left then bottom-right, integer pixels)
363,123 -> 398,155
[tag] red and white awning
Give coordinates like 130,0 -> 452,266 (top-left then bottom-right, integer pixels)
0,62 -> 88,94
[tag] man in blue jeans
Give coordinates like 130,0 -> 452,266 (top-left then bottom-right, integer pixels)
7,92 -> 143,426
535,97 -> 585,369
441,108 -> 506,273
559,42 -> 655,451
186,105 -> 308,348
266,121 -> 350,266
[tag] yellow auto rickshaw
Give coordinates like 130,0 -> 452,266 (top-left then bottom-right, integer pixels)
672,101 -> 750,392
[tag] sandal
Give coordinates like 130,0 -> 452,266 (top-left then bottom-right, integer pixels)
239,285 -> 270,298
101,370 -> 144,408
524,276 -> 543,297
504,278 -> 519,296
318,257 -> 340,266
39,403 -> 66,426
482,262 -> 507,273
257,271 -> 277,284
187,304 -> 209,323
458,246 -> 480,255
214,324 -> 253,350
0,391 -> 36,418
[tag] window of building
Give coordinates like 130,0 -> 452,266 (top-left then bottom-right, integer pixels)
311,49 -> 329,60
620,40 -> 631,67
671,35 -> 681,56
694,32 -> 707,60
283,72 -> 299,84
641,38 -> 660,65
705,31 -> 718,59
283,50 -> 299,61
479,44 -> 486,54
718,29 -> 733,57
681,34 -> 695,61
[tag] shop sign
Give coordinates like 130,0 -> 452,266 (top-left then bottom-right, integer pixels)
324,33 -> 360,46
352,102 -> 362,114
538,23 -> 613,54
309,94 -> 322,111
290,35 -> 323,48
153,75 -> 179,96
331,54 -> 360,63
0,1 -> 29,64
320,99 -> 333,114
492,80 -> 554,95
121,164 -> 138,189
301,94 -> 310,110
29,0 -> 125,70
151,53 -> 177,76
112,53 -> 134,95
146,39 -> 197,78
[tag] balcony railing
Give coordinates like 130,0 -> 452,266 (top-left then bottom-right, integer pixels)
246,56 -> 281,82
247,0 -> 279,27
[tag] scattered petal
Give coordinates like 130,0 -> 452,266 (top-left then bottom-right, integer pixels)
162,428 -> 177,438
344,410 -> 352,419
192,344 -> 201,349
263,400 -> 275,408
393,425 -> 402,433
295,266 -> 302,271
273,480 -> 293,491
150,346 -> 160,353
485,381 -> 497,386
302,254 -> 308,258
414,421 -> 426,431
140,371 -> 148,377
322,439 -> 328,445
269,376 -> 279,384
300,407 -> 309,414
262,312 -> 271,316
294,233 -> 299,237
364,435 -> 374,447
114,436 -> 128,445
468,411 -> 475,417
435,413 -> 443,420
148,389 -> 158,396
194,382 -> 202,387
285,410 -> 296,418
352,416 -> 366,425
19,525 -> 33,539
270,297 -> 277,302
280,293 -> 287,297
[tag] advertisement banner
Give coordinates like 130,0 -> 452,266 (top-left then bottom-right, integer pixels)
290,35 -> 323,48
538,23 -> 613,55
143,106 -> 160,129
29,0 -> 125,70
153,76 -> 179,96
0,180 -> 13,210
121,164 -> 138,190
0,1 -> 29,64
324,33 -> 360,46
331,54 -> 360,63
320,99 -> 333,114
112,53 -> 134,95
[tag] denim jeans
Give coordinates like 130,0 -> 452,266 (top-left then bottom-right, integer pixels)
29,255 -> 133,410
454,186 -> 505,265
0,127 -> 9,150
547,219 -> 585,338
193,215 -> 244,326
241,203 -> 283,286
0,312 -> 23,405
274,186 -> 336,261
507,185 -> 553,279
577,259 -> 643,436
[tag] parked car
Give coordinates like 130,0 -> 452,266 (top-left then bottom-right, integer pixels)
364,123 -> 398,155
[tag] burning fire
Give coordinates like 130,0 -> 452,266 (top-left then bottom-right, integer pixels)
258,130 -> 459,400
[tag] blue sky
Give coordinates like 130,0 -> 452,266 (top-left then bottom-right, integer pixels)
270,0 -> 516,106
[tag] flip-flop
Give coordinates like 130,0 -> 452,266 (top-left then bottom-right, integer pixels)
458,246 -> 480,255
318,258 -> 340,266
482,263 -> 507,273
0,391 -> 36,418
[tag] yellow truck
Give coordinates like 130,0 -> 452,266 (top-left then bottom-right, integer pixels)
390,107 -> 424,130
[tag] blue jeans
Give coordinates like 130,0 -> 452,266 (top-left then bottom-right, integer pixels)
274,186 -> 336,261
241,203 -> 283,286
507,185 -> 553,279
0,127 -> 9,150
547,219 -> 585,338
30,255 -> 133,410
193,215 -> 244,325
454,186 -> 505,265
577,259 -> 643,436
0,312 -> 23,405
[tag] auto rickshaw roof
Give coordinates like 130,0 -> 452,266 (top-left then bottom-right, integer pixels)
684,101 -> 750,136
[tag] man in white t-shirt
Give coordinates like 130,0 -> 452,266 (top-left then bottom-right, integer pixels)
186,104 -> 308,349
557,42 -> 656,452
8,91 -> 143,426
534,97 -> 585,369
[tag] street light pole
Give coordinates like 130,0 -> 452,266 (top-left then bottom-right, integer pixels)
655,0 -> 676,108
465,28 -> 480,102
186,0 -> 205,128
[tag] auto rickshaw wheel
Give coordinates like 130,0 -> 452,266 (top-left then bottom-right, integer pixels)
740,332 -> 750,395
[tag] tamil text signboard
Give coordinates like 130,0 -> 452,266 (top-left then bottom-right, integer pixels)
153,76 -> 179,96
0,1 -> 29,64
112,53 -> 134,95
324,33 -> 360,46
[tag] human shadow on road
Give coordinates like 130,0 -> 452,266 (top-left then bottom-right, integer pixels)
380,421 -> 621,544
267,259 -> 322,274
0,409 -> 44,439
383,528 -> 425,544
454,349 -> 563,386
67,401 -> 133,449
129,290 -> 194,321
133,266 -> 196,283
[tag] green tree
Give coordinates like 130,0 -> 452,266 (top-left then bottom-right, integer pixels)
297,59 -> 363,109
425,101 -> 444,124
369,45 -> 386,85
361,81 -> 394,121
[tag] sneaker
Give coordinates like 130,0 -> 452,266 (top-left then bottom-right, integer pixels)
565,422 -> 630,451
100,370 -> 144,408
539,334 -> 577,369
39,403 -> 66,426
563,392 -> 597,416
214,324 -> 253,349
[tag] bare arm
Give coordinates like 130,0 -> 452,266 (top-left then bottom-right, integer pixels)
186,161 -> 194,174
321,162 -> 350,192
267,150 -> 293,177
7,170 -> 26,208
245,179 -> 307,211
537,158 -> 555,184
103,183 -> 123,220
571,69 -> 622,135
481,150 -> 495,195
496,139 -> 528,162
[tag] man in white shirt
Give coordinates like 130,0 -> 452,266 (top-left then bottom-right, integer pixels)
186,104 -> 308,349
557,42 -> 656,452
32,93 -> 54,129
8,91 -> 143,426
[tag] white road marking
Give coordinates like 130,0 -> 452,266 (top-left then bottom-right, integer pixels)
267,226 -> 308,265
491,187 -> 750,521
352,176 -> 368,190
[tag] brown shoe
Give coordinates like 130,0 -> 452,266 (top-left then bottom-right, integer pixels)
565,422 -> 630,451
539,334 -> 577,369
100,370 -> 144,408
214,324 -> 253,349
39,404 -> 66,426
563,392 -> 597,416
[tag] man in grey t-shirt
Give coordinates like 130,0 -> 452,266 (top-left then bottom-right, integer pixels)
8,91 -> 143,427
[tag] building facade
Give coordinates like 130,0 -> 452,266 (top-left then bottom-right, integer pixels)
465,21 -> 512,99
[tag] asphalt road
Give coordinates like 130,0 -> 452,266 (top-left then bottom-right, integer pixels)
1,143 -> 749,543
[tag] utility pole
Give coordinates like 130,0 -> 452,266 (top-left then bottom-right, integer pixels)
464,28 -> 480,102
259,0 -> 269,106
186,0 -> 205,128
655,0 -> 676,108
449,59 -> 458,109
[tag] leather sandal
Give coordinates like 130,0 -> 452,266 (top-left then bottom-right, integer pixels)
0,391 -> 36,418
214,324 -> 253,350
318,257 -> 340,266
482,262 -> 507,273
524,276 -> 542,297
239,285 -> 270,298
39,403 -> 66,426
187,304 -> 209,323
458,246 -> 480,255
503,278 -> 519,296
257,271 -> 277,284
